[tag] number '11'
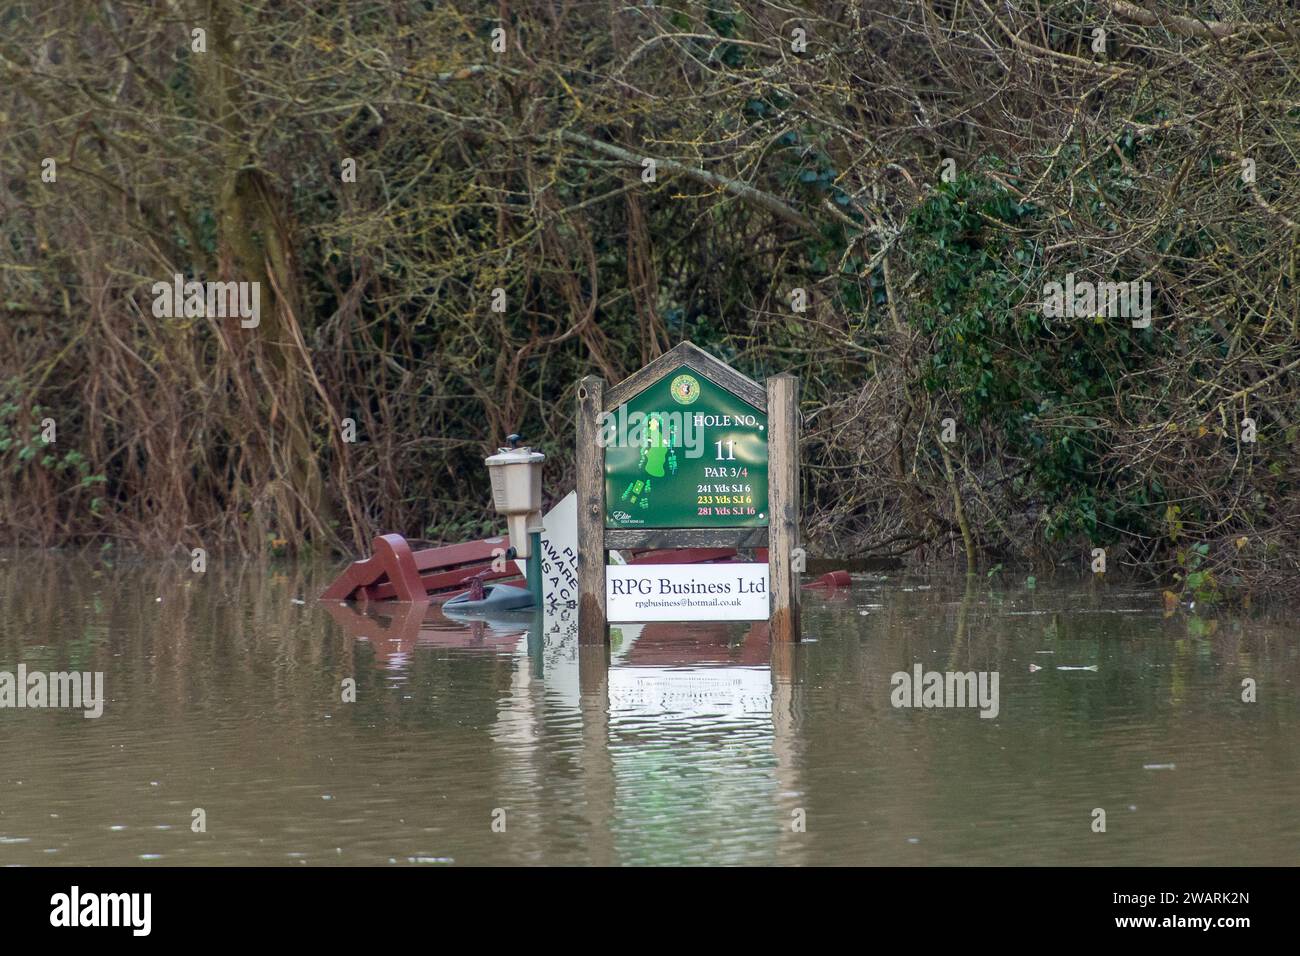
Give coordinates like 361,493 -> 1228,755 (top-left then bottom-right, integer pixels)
715,440 -> 736,460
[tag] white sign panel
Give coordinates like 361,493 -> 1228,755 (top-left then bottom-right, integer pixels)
606,563 -> 769,622
519,492 -> 579,607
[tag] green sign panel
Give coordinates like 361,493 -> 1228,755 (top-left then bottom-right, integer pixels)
604,365 -> 768,529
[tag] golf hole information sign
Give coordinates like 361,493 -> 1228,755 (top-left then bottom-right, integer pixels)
576,342 -> 801,644
603,369 -> 768,529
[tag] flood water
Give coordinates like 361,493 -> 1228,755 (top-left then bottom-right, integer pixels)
1,550 -> 1296,866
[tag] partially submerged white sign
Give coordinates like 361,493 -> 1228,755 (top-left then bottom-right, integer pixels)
518,491 -> 579,606
606,563 -> 769,622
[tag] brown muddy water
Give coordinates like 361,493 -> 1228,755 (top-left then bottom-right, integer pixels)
0,550 -> 1296,866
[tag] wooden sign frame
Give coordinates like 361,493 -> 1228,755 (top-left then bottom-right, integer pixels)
576,342 -> 800,644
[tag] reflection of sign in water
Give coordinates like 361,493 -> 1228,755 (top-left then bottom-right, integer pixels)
608,663 -> 779,865
609,666 -> 773,720
604,366 -> 768,529
607,564 -> 769,622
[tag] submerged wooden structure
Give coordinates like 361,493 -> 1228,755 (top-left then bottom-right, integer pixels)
321,534 -> 520,603
575,342 -> 802,645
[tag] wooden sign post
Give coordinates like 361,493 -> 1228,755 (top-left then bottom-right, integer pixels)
576,342 -> 800,645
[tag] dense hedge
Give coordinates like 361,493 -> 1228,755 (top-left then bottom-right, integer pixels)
1,1 -> 1297,600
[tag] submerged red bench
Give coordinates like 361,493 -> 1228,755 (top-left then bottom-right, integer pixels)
321,534 -> 521,603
